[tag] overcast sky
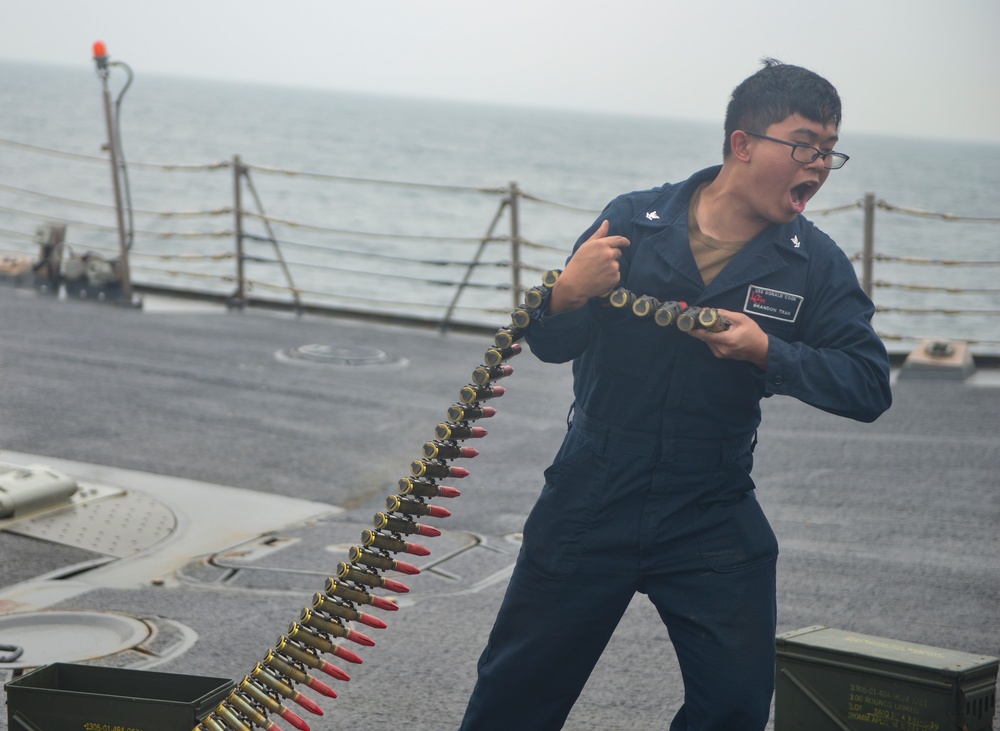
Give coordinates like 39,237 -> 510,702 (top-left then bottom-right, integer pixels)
2,0 -> 998,144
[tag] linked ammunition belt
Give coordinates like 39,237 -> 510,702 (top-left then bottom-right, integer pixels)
196,273 -> 727,731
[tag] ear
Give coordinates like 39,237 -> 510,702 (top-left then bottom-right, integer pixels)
730,130 -> 753,163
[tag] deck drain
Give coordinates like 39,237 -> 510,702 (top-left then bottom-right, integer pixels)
277,344 -> 407,368
0,611 -> 151,669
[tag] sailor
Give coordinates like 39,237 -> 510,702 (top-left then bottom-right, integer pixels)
459,59 -> 892,730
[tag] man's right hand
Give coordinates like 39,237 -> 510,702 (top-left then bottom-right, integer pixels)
548,220 -> 630,314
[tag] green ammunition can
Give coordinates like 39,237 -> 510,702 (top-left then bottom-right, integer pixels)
775,626 -> 998,731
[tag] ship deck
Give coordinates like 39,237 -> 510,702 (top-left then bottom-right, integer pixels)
0,285 -> 997,729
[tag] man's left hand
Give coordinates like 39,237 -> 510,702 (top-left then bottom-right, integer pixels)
686,310 -> 769,370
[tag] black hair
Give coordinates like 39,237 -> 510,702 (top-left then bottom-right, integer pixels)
723,58 -> 842,157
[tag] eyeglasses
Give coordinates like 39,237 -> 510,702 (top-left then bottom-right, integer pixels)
745,132 -> 850,169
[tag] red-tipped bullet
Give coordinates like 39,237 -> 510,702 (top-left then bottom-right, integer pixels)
292,692 -> 324,717
344,627 -> 376,646
356,611 -> 388,628
277,708 -> 310,731
251,666 -> 324,716
302,675 -> 337,699
316,659 -> 350,682
395,559 -> 421,574
381,577 -> 410,593
263,652 -> 338,699
369,594 -> 399,612
241,679 -> 312,731
333,645 -> 364,663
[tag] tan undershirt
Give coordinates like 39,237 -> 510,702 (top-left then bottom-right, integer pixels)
688,182 -> 748,287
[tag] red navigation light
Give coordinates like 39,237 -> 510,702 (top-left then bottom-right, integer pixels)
92,40 -> 107,59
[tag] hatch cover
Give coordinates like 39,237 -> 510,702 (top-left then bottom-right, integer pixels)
0,611 -> 151,669
3,488 -> 176,559
276,344 -> 407,367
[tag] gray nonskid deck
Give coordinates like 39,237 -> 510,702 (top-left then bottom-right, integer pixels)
0,286 -> 997,729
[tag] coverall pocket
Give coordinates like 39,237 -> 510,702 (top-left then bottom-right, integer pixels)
695,488 -> 778,573
520,429 -> 609,579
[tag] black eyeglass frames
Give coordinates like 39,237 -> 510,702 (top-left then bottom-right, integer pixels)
745,132 -> 849,169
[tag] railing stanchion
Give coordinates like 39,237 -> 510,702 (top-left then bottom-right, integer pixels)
862,191 -> 875,298
509,181 -> 522,310
232,154 -> 246,309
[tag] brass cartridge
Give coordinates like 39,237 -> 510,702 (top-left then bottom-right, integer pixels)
398,477 -> 461,499
214,702 -> 252,731
654,301 -> 685,327
262,650 -> 338,698
409,459 -> 469,480
374,511 -> 441,537
494,326 -> 524,349
483,343 -> 521,366
275,636 -> 350,681
459,384 -> 505,404
202,717 -> 228,731
434,422 -> 487,441
541,269 -> 561,288
240,677 -> 304,724
510,307 -> 532,330
288,620 -> 369,661
386,494 -> 451,519
299,607 -> 376,647
696,307 -> 730,332
361,528 -> 431,556
472,364 -> 514,386
348,545 -> 420,575
421,441 -> 478,460
446,403 -> 496,422
336,560 -> 409,593
632,295 -> 660,318
523,285 -> 546,310
676,306 -> 700,332
250,665 -> 324,716
227,693 -> 277,731
323,576 -> 399,611
309,593 -> 388,629
608,288 -> 635,309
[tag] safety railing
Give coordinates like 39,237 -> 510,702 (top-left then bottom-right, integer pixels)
0,136 -> 998,350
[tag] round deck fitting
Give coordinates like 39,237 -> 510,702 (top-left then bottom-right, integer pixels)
0,610 -> 151,669
277,344 -> 407,367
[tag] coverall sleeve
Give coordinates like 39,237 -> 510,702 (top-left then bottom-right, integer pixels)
763,248 -> 892,422
524,201 -> 635,364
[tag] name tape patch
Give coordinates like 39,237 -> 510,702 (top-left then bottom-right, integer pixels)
744,285 -> 803,322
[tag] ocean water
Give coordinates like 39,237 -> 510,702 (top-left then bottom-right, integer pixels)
1,60 -> 998,350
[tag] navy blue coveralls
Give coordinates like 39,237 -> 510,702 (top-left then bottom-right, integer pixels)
459,166 -> 892,730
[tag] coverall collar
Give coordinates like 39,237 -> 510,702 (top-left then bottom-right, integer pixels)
631,165 -> 811,303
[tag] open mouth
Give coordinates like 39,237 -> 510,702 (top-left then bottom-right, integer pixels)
789,181 -> 819,213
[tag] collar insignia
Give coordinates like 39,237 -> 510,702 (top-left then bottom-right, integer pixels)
791,235 -> 801,248
645,211 -> 660,221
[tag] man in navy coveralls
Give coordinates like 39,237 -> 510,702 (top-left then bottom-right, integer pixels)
459,59 -> 892,730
